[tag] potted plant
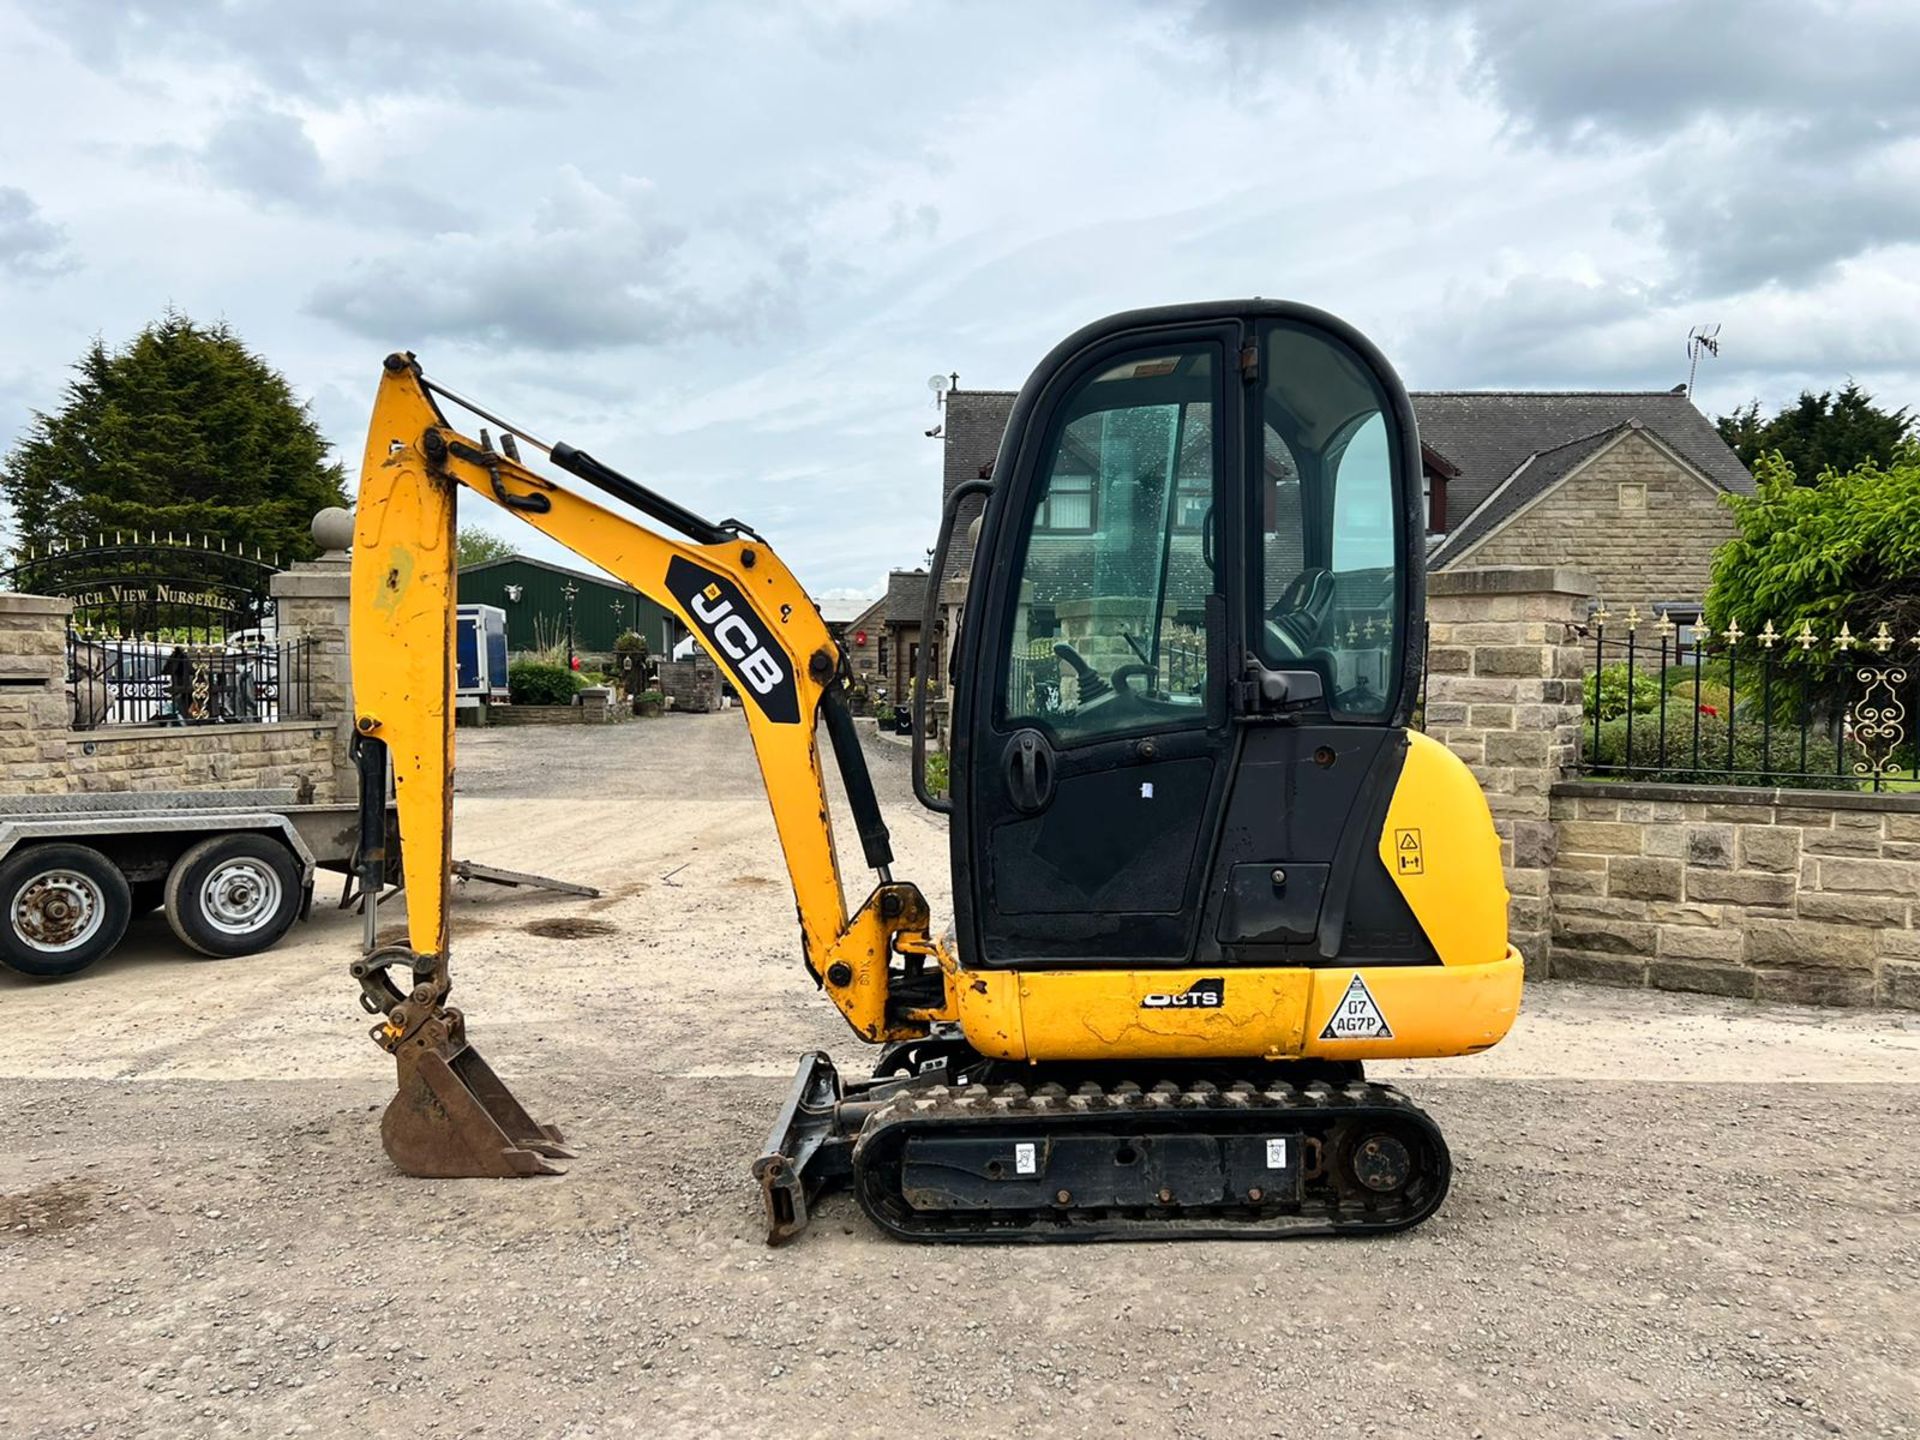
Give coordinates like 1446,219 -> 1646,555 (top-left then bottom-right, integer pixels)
634,688 -> 665,718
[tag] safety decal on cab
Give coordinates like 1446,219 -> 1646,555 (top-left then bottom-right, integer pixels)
1319,973 -> 1393,1041
665,556 -> 800,725
1393,827 -> 1424,875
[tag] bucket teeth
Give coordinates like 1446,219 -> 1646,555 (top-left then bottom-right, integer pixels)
380,1030 -> 571,1178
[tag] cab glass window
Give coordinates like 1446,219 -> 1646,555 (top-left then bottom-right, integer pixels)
1254,324 -> 1403,718
999,347 -> 1219,742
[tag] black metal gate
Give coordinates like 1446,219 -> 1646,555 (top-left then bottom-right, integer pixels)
1,532 -> 310,729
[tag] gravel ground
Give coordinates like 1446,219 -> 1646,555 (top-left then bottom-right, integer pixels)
4,714 -> 1918,1439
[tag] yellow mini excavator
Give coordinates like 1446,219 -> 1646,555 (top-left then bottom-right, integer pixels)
346,300 -> 1523,1244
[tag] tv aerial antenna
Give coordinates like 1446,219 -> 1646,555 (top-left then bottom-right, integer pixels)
1685,324 -> 1721,399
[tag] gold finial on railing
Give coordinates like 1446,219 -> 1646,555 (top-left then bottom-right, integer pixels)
1623,606 -> 1641,631
1722,618 -> 1744,645
1797,620 -> 1817,652
1835,621 -> 1855,652
1758,620 -> 1779,649
1871,622 -> 1895,654
1592,605 -> 1611,627
1653,612 -> 1676,642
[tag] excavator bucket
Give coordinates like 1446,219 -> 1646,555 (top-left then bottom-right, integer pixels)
380,1014 -> 574,1179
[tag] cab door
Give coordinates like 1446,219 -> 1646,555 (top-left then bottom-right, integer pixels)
955,322 -> 1241,965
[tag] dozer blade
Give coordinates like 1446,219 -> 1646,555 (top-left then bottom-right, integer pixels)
382,1020 -> 574,1179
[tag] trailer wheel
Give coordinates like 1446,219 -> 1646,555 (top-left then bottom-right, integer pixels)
0,843 -> 133,979
164,834 -> 303,959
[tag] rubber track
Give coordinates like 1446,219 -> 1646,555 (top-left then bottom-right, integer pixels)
849,1076 -> 1451,1244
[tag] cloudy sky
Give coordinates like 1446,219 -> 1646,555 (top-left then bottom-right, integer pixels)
2,0 -> 1916,597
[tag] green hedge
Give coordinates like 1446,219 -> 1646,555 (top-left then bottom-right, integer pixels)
508,660 -> 587,706
1584,696 -> 1856,788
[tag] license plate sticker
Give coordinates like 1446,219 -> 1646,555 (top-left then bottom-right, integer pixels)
1014,1142 -> 1037,1175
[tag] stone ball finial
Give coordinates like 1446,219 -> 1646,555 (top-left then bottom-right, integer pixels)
312,506 -> 354,555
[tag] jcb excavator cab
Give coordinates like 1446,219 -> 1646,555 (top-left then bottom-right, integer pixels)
347,299 -> 1519,1243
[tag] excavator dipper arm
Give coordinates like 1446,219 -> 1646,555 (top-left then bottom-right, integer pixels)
347,355 -> 947,1179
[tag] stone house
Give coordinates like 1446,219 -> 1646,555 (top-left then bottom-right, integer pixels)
934,384 -> 1754,626
839,593 -> 887,691
1419,391 -> 1755,619
882,568 -> 928,703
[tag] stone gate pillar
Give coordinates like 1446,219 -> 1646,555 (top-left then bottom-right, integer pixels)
271,509 -> 355,804
1421,566 -> 1593,977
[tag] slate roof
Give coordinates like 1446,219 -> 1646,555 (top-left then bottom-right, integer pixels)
1430,422 -> 1628,561
885,568 -> 929,626
1413,390 -> 1753,563
941,390 -> 1018,583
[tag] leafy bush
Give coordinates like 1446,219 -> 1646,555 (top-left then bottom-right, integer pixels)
924,750 -> 949,799
634,688 -> 664,712
1707,447 -> 1920,652
874,704 -> 896,726
508,660 -> 587,706
1584,695 -> 1855,788
1583,662 -> 1662,723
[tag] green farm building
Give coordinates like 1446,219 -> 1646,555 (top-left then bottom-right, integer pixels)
457,555 -> 680,660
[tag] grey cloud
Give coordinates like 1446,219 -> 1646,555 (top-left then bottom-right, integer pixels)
305,173 -> 801,351
148,103 -> 464,232
1396,274 -> 1677,390
1644,143 -> 1920,294
200,107 -> 327,206
28,0 -> 619,104
0,188 -> 77,279
1182,1 -> 1920,292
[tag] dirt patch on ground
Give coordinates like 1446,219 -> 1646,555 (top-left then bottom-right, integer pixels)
521,916 -> 622,940
0,1179 -> 97,1240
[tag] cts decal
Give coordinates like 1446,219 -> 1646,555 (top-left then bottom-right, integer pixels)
1141,978 -> 1224,1009
665,556 -> 800,724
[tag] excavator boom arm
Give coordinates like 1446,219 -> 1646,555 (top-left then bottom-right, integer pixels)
349,355 -> 941,1057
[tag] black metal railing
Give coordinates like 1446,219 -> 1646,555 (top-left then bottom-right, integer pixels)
1576,609 -> 1917,791
66,634 -> 317,730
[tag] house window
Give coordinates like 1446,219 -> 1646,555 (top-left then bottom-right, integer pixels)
878,635 -> 888,676
1035,471 -> 1094,531
1173,470 -> 1210,531
1423,473 -> 1447,533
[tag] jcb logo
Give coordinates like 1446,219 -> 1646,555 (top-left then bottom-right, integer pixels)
689,583 -> 785,699
666,557 -> 801,725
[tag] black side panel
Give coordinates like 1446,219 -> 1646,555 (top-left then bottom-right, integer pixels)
990,757 -> 1212,916
1200,725 -> 1437,967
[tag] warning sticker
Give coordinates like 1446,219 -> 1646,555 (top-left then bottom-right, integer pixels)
1014,1142 -> 1037,1175
1393,827 -> 1424,875
1319,974 -> 1394,1041
1265,1138 -> 1288,1169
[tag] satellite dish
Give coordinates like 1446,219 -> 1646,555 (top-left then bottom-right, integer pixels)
927,374 -> 950,396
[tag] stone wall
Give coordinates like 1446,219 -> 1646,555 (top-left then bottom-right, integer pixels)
0,594 -> 79,793
56,723 -> 336,799
2,569 -> 348,802
658,656 -> 722,713
1445,427 -> 1737,616
1421,564 -> 1918,1010
1549,783 -> 1919,1008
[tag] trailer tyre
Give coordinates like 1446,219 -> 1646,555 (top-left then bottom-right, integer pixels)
0,843 -> 133,979
164,834 -> 303,959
